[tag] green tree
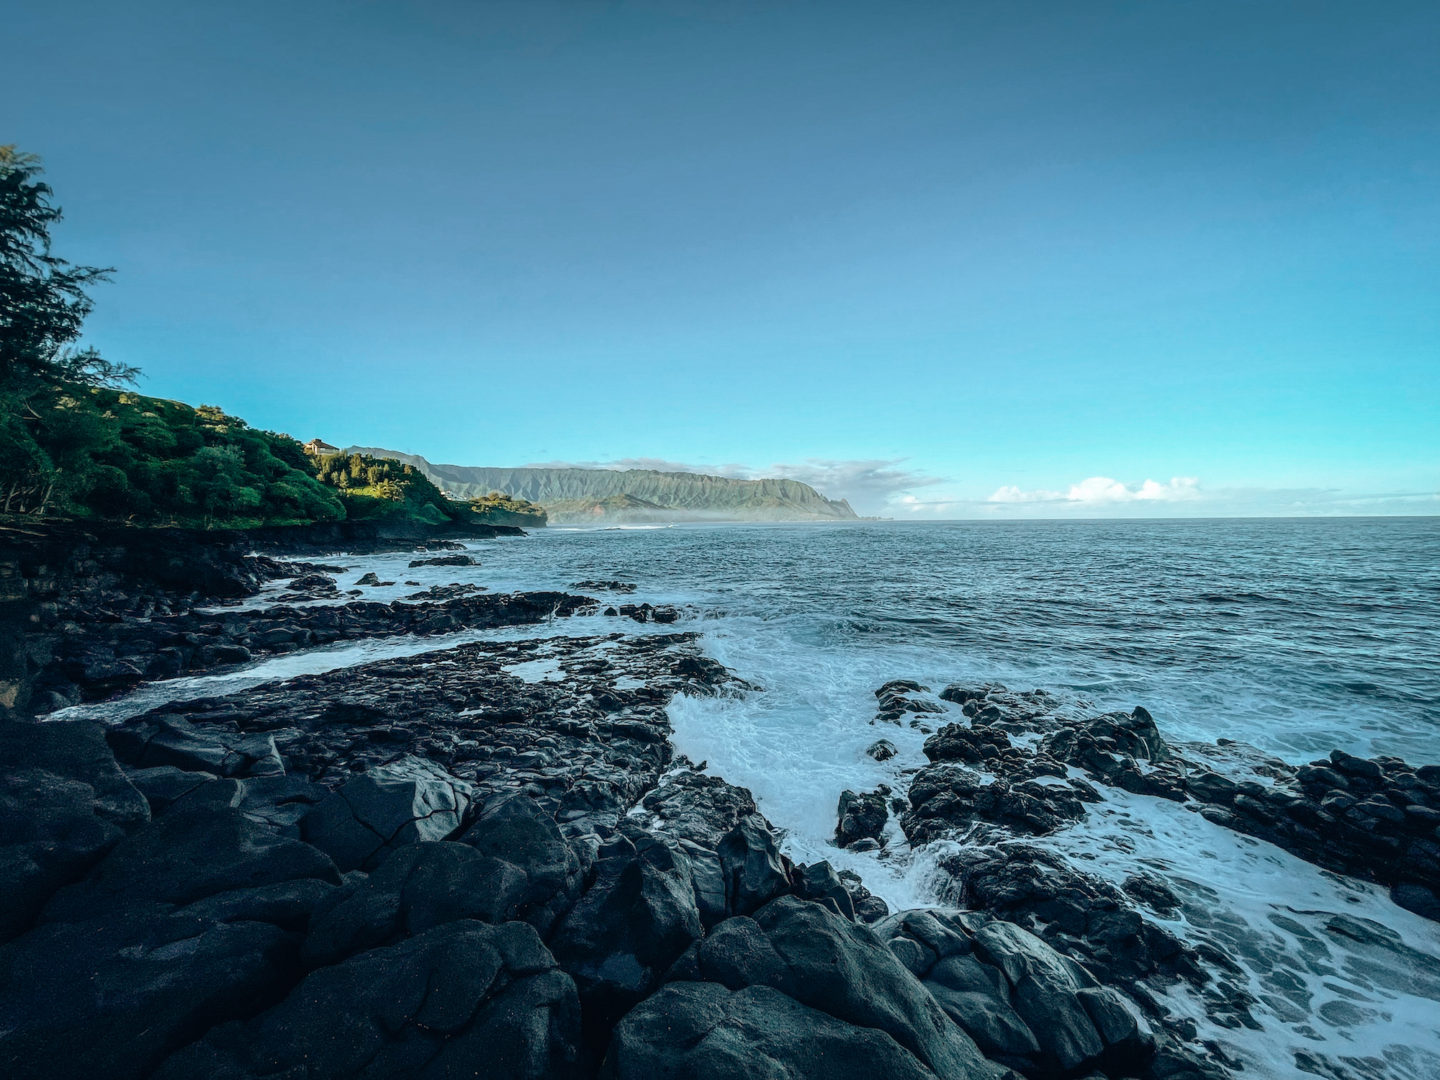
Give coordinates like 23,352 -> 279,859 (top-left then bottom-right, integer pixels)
0,146 -> 133,389
1,147 -> 136,514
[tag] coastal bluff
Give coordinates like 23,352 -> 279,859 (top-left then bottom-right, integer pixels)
347,449 -> 860,523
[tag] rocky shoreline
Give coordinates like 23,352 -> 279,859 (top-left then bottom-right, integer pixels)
2,526 -> 1435,1079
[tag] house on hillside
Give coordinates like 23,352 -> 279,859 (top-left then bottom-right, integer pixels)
303,439 -> 340,457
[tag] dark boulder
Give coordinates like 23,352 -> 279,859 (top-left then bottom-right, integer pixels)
939,844 -> 1249,1027
836,788 -> 889,848
407,553 -> 478,568
838,866 -> 892,924
716,815 -> 791,916
640,769 -> 759,850
867,738 -> 899,761
41,805 -> 341,920
124,764 -> 221,813
601,982 -> 944,1080
923,722 -> 1016,766
300,758 -> 472,872
793,860 -> 856,920
667,895 -> 1003,1079
154,920 -> 582,1080
571,580 -> 637,593
304,840 -> 542,965
904,764 -> 1087,842
548,824 -> 703,1052
109,715 -> 284,778
877,907 -> 1159,1077
877,679 -> 930,697
0,807 -> 340,1080
875,682 -> 946,726
0,902 -> 301,1080
973,919 -> 1136,1073
454,792 -> 585,935
283,572 -> 337,593
0,718 -> 150,942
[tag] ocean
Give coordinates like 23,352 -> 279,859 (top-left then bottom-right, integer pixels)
67,517 -> 1440,1079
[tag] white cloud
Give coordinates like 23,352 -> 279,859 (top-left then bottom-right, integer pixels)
987,476 -> 1201,505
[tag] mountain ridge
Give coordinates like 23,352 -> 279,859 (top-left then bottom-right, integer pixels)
347,448 -> 858,522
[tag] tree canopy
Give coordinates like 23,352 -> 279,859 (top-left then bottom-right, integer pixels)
0,145 -> 133,389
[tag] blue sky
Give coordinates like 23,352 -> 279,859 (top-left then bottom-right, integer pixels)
8,0 -> 1438,517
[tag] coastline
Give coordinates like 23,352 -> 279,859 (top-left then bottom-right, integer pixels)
2,523 -> 1437,1079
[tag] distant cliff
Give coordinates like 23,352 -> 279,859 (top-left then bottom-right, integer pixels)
348,449 -> 858,523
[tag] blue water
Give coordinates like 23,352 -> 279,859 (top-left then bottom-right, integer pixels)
72,516 -> 1440,1079
479,517 -> 1440,762
463,517 -> 1440,1080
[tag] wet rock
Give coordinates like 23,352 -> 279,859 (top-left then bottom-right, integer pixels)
305,840 -> 537,965
571,580 -> 637,593
904,764 -> 1087,841
877,908 -> 1161,1077
611,602 -> 682,624
282,572 -> 338,596
300,758 -> 472,872
601,982 -> 942,1080
354,571 -> 392,587
665,895 -> 1004,1079
1123,872 -> 1182,915
875,682 -> 945,726
1191,748 -> 1440,921
877,679 -> 930,697
404,582 -> 485,601
793,860 -> 856,920
407,553 -> 478,568
0,718 -> 150,942
548,824 -> 703,1052
640,768 -> 759,850
154,920 -> 581,1080
838,867 -> 891,924
41,805 -> 340,920
974,920 -> 1115,1071
108,715 -> 284,778
716,815 -> 792,916
867,738 -> 899,761
940,844 -> 1244,1024
836,788 -> 889,848
454,792 -> 584,936
0,806 -> 340,1080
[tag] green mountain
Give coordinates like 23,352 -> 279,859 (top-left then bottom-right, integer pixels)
346,450 -> 858,523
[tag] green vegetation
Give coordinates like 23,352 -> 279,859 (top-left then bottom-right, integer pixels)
0,147 -> 341,526
467,492 -> 548,527
0,147 -> 521,531
314,452 -> 460,526
3,387 -> 347,526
